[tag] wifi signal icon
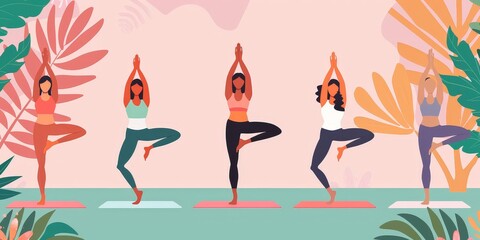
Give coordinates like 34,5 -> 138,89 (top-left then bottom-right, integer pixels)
118,0 -> 151,33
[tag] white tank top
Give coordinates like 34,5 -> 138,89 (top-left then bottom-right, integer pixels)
321,102 -> 344,130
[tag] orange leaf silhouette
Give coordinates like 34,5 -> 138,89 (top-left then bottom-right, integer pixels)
392,64 -> 414,128
354,117 -> 413,134
372,72 -> 409,128
354,87 -> 399,126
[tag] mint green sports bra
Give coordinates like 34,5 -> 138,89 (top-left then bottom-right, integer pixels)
126,100 -> 148,118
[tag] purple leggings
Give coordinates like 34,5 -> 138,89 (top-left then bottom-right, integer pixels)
418,125 -> 470,188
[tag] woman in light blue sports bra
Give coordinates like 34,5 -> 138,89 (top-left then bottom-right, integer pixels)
118,55 -> 181,205
417,50 -> 470,205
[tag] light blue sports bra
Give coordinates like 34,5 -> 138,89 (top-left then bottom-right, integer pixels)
420,98 -> 440,116
126,100 -> 148,118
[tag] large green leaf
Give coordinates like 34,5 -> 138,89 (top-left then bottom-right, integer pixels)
428,208 -> 446,238
0,210 -> 13,235
455,214 -> 469,240
0,189 -> 20,200
0,156 -> 13,175
445,27 -> 480,85
0,35 -> 31,77
439,210 -> 457,240
450,131 -> 480,157
19,211 -> 35,236
398,213 -> 434,240
39,222 -> 79,240
374,236 -> 409,240
0,0 -> 49,42
31,210 -> 55,240
0,176 -> 21,188
380,220 -> 421,240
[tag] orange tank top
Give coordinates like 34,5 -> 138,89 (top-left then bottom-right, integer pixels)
35,97 -> 56,114
227,93 -> 250,112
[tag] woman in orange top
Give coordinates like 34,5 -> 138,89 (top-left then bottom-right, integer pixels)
225,43 -> 282,205
33,48 -> 86,205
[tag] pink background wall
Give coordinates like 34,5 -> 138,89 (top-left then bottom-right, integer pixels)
1,0 -> 476,188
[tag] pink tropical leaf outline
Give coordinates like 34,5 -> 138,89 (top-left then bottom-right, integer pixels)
58,19 -> 104,59
65,7 -> 93,45
0,97 -> 15,116
54,50 -> 108,70
47,5 -> 57,54
0,1 -> 106,159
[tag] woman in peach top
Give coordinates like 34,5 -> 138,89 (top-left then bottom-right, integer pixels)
33,49 -> 86,205
224,43 -> 282,205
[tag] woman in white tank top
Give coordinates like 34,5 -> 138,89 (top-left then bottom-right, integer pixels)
310,52 -> 374,203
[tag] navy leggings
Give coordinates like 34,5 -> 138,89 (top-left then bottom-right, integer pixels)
418,124 -> 470,188
226,120 -> 282,188
311,128 -> 374,188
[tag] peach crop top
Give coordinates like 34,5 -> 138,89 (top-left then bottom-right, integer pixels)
35,97 -> 56,114
227,93 -> 250,112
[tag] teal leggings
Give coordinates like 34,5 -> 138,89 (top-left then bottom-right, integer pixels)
117,128 -> 181,188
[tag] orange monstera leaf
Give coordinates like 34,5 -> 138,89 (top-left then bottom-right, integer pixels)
354,64 -> 414,134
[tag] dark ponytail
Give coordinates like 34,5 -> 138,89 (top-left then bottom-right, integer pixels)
314,79 -> 345,112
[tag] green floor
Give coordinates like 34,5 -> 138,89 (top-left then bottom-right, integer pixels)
0,188 -> 478,239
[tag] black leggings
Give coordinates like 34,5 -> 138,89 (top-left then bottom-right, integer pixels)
226,120 -> 282,188
311,128 -> 374,188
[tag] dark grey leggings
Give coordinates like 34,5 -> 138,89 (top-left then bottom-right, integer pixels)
311,128 -> 374,188
226,120 -> 282,188
418,124 -> 470,188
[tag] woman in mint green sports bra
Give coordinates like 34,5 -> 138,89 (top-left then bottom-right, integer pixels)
417,50 -> 470,205
118,55 -> 181,205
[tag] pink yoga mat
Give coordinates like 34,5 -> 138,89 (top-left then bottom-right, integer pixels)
295,201 -> 375,208
194,201 -> 281,208
7,201 -> 86,209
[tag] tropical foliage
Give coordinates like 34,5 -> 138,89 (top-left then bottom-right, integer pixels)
0,1 -> 107,159
375,208 -> 470,240
0,208 -> 82,240
0,157 -> 21,200
0,0 -> 49,91
355,0 -> 480,192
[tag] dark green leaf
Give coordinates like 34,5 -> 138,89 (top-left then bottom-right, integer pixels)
398,213 -> 434,240
31,210 -> 55,240
428,208 -> 446,238
445,28 -> 480,85
39,222 -> 78,240
0,35 -> 31,76
0,176 -> 21,188
0,210 -> 13,235
470,0 -> 480,7
455,214 -> 469,240
0,0 -> 49,41
0,157 -> 13,175
0,189 -> 20,200
19,211 -> 35,236
374,236 -> 409,240
380,220 -> 421,240
470,22 -> 480,35
46,236 -> 83,240
0,79 -> 9,92
449,131 -> 480,157
439,209 -> 457,240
